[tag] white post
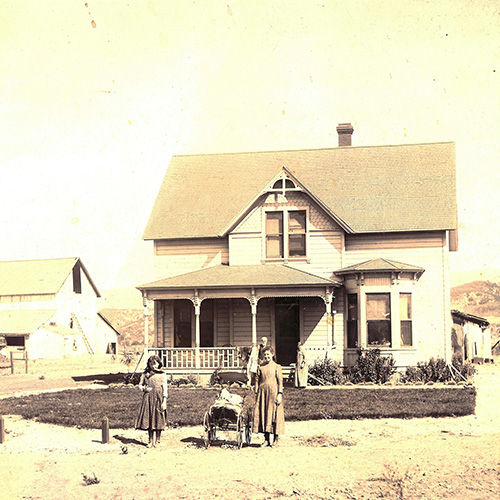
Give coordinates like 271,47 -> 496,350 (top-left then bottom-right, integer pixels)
324,288 -> 335,347
193,293 -> 201,369
143,293 -> 149,360
250,289 -> 258,346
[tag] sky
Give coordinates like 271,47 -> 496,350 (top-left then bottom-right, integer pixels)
0,0 -> 498,290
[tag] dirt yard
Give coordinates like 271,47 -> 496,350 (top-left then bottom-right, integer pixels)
0,359 -> 498,500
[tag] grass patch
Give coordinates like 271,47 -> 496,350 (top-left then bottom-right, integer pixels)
0,385 -> 475,429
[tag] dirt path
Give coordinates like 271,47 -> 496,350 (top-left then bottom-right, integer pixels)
1,363 -> 499,499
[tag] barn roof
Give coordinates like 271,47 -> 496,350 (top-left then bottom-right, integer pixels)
143,141 -> 457,240
0,257 -> 100,297
138,264 -> 340,290
0,310 -> 56,335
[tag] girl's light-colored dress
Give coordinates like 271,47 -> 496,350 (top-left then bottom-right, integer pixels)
253,361 -> 285,435
135,371 -> 167,431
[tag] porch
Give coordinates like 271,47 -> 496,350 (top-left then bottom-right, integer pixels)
147,345 -> 338,373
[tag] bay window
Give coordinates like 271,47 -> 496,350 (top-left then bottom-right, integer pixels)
347,293 -> 358,348
366,293 -> 391,347
400,293 -> 413,346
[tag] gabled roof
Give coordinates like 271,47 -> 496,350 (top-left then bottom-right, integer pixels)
0,310 -> 56,335
138,264 -> 340,290
97,311 -> 122,336
0,257 -> 100,297
143,142 -> 457,240
334,258 -> 425,275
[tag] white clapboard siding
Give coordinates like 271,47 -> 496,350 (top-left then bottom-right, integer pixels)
154,238 -> 229,279
215,299 -> 231,346
229,233 -> 262,265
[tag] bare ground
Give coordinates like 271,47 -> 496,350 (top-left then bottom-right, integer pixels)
0,358 -> 499,500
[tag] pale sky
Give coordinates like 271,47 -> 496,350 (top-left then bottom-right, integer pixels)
0,1 -> 498,290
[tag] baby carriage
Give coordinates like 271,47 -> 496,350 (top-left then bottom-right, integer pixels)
203,388 -> 252,449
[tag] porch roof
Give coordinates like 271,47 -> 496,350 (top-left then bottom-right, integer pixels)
137,264 -> 341,291
334,258 -> 425,275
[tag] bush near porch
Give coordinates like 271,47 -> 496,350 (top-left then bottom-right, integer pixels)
0,383 -> 475,429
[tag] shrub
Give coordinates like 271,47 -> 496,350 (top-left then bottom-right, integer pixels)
348,348 -> 396,384
401,354 -> 476,384
451,353 -> 476,381
308,356 -> 346,385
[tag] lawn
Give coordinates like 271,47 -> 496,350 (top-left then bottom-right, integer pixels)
0,384 -> 476,429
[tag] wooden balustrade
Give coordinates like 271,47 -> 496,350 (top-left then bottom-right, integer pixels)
148,347 -> 242,370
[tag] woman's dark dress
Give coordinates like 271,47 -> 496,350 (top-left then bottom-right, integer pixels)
253,361 -> 285,435
135,371 -> 167,431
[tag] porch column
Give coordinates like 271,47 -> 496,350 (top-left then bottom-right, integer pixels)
249,289 -> 259,346
323,288 -> 335,346
142,292 -> 150,358
192,293 -> 202,369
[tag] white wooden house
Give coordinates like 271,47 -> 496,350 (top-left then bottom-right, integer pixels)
138,124 -> 458,372
451,310 -> 492,363
0,257 -> 119,359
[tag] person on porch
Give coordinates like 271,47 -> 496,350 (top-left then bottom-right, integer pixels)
253,346 -> 285,447
294,341 -> 308,388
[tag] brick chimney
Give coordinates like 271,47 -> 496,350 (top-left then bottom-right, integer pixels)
336,123 -> 354,147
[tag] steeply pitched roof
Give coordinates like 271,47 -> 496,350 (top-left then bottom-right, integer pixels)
143,142 -> 457,240
334,258 -> 425,275
0,257 -> 101,297
138,264 -> 340,290
0,310 -> 56,335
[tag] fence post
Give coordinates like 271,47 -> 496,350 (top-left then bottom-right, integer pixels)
25,352 -> 29,374
101,417 -> 109,444
10,352 -> 14,375
0,416 -> 5,444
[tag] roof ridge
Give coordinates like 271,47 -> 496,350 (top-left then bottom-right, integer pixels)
172,141 -> 455,158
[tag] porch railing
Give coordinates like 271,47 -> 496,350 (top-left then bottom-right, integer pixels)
148,347 -> 243,371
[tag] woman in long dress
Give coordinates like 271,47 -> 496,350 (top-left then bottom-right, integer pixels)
253,346 -> 285,447
294,341 -> 308,388
135,355 -> 168,448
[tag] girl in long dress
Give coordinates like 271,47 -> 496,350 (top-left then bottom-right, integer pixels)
135,355 -> 168,448
294,341 -> 308,388
253,346 -> 285,447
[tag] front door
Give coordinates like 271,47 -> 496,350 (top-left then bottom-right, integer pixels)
174,300 -> 192,347
275,298 -> 300,366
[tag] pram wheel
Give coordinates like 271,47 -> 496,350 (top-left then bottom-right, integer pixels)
245,423 -> 252,446
236,414 -> 244,449
203,411 -> 212,448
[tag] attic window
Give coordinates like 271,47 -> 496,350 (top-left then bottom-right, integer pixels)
272,178 -> 296,190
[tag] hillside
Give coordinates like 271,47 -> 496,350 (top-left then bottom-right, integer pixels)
450,280 -> 500,319
99,308 -> 153,352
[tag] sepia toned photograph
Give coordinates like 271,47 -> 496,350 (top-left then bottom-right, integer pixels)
0,1 -> 498,498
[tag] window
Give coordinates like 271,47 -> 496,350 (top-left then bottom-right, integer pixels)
265,210 -> 306,259
73,264 -> 82,294
347,294 -> 358,348
366,293 -> 391,347
265,212 -> 283,258
400,293 -> 412,346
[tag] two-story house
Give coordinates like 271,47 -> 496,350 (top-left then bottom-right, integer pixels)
138,124 -> 457,373
0,257 -> 119,359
